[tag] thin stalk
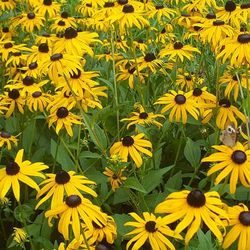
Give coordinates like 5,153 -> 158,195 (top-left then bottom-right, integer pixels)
82,229 -> 91,250
110,29 -> 120,140
52,135 -> 60,173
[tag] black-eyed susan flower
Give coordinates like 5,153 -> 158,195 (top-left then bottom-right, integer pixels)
77,1 -> 97,17
6,76 -> 48,96
0,131 -> 18,150
137,53 -> 164,72
27,43 -> 51,65
0,149 -> 48,201
110,133 -> 152,168
1,89 -> 25,117
121,104 -> 164,129
26,91 -> 51,112
154,90 -> 199,124
216,0 -> 241,28
201,142 -> 250,194
83,215 -> 117,245
16,12 -> 45,32
216,98 -> 246,129
0,0 -> 16,11
0,41 -> 29,62
103,167 -> 126,191
217,33 -> 250,66
45,194 -> 107,240
159,41 -> 200,62
5,52 -> 27,67
148,5 -> 176,23
34,0 -> 61,17
48,106 -> 82,137
176,71 -> 202,91
223,203 -> 250,250
35,33 -> 58,47
155,190 -> 228,244
22,61 -> 42,78
125,212 -> 182,250
12,227 -> 27,244
36,170 -> 97,209
108,4 -> 149,34
53,27 -> 99,56
40,52 -> 82,83
198,20 -> 234,50
94,1 -> 119,20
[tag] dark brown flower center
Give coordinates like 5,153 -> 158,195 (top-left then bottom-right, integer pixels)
117,0 -> 128,5
70,69 -> 82,79
112,173 -> 118,180
206,13 -> 216,19
8,89 -> 20,100
128,67 -> 136,74
122,4 -> 134,13
194,25 -> 202,31
86,3 -> 92,7
232,75 -> 238,81
145,221 -> 157,232
155,5 -> 164,9
56,107 -> 69,118
185,75 -> 192,81
29,62 -> 38,70
225,1 -> 236,12
144,53 -> 156,62
104,2 -> 115,7
43,0 -> 52,6
4,42 -> 13,49
122,136 -> 134,146
65,27 -> 78,39
61,11 -> 69,18
65,195 -> 81,207
58,20 -> 66,26
174,42 -> 183,49
175,94 -> 186,104
13,52 -> 21,56
55,170 -> 71,184
137,39 -> 143,43
2,27 -> 9,33
219,98 -> 231,107
231,150 -> 247,164
213,20 -> 225,26
187,190 -> 206,207
161,28 -> 166,34
237,34 -> 250,44
6,162 -> 20,175
27,12 -> 36,19
239,211 -> 250,226
139,112 -> 148,119
50,53 -> 63,61
32,91 -> 42,98
23,76 -> 34,86
92,220 -> 104,229
193,88 -> 202,96
38,43 -> 49,53
1,131 -> 11,138
241,3 -> 250,9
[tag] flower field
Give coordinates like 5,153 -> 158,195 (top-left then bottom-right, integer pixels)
1,0 -> 250,249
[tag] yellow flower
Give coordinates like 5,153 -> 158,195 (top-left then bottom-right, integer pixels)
34,0 -> 61,17
0,131 -> 18,150
201,142 -> 250,194
155,190 -> 228,244
216,98 -> 246,129
26,91 -> 51,112
103,167 -> 127,191
154,90 -> 199,124
12,227 -> 27,244
110,133 -> 152,168
0,149 -> 48,201
159,41 -> 200,62
125,212 -> 182,250
121,104 -> 164,129
48,106 -> 82,137
45,194 -> 107,240
223,203 -> 250,250
36,170 -> 97,209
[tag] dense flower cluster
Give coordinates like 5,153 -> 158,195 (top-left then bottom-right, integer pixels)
1,0 -> 250,249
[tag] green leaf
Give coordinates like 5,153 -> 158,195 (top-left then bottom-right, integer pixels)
14,204 -> 34,223
143,165 -> 174,193
184,138 -> 201,168
123,177 -> 147,193
113,214 -> 132,236
79,151 -> 101,159
50,139 -> 74,171
165,171 -> 182,190
113,188 -> 130,204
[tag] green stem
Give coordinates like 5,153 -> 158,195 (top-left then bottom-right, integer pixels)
52,135 -> 60,173
82,229 -> 90,250
110,29 -> 120,140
